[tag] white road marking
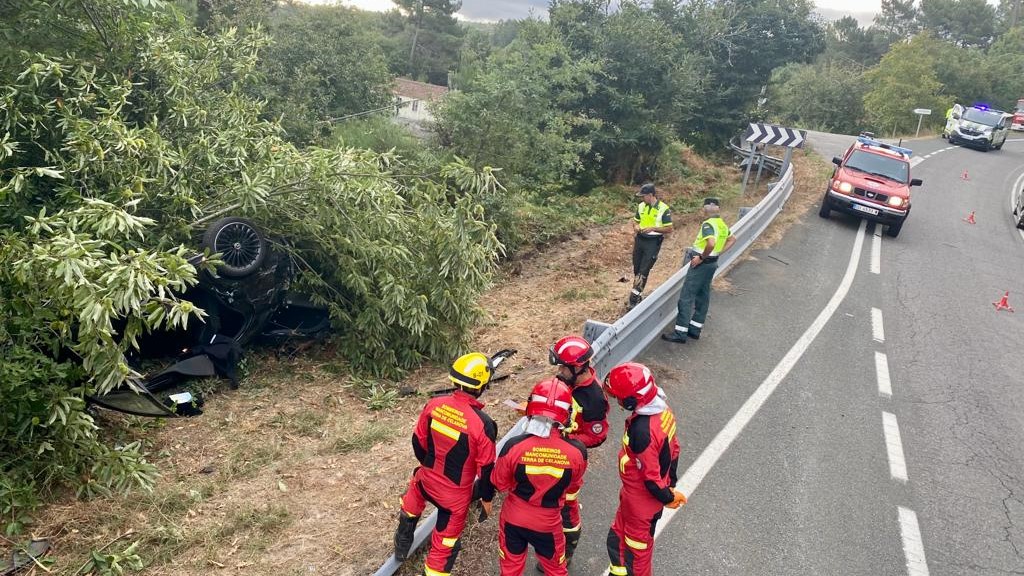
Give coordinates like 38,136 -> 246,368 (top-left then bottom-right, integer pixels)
932,149 -> 943,154
871,224 -> 882,274
910,157 -> 924,168
899,507 -> 931,576
875,351 -> 892,397
872,308 -> 885,342
1010,171 -> 1024,242
882,412 -> 908,482
639,219 -> 869,551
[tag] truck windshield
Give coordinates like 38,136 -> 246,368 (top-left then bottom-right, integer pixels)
845,150 -> 908,183
962,108 -> 1002,126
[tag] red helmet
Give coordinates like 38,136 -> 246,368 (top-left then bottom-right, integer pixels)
549,335 -> 593,368
526,377 -> 573,425
603,362 -> 658,410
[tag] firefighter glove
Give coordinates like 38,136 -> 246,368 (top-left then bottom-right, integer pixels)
666,489 -> 687,509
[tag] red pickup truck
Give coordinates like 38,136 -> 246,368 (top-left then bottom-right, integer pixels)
819,135 -> 923,238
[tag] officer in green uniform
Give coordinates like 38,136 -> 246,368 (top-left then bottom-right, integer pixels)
628,183 -> 672,309
662,197 -> 734,344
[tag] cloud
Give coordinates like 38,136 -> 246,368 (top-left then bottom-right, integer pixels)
457,0 -> 549,21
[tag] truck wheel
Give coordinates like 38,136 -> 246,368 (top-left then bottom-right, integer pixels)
886,218 -> 904,238
818,194 -> 831,219
202,217 -> 267,278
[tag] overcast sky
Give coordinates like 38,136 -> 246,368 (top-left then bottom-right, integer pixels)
337,0 -> 882,21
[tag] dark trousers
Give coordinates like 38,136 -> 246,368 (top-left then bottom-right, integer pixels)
630,236 -> 663,303
674,256 -> 717,339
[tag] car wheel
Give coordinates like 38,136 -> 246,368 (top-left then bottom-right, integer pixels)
886,218 -> 904,238
202,217 -> 267,278
818,194 -> 831,219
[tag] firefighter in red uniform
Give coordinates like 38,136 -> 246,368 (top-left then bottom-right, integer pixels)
393,352 -> 499,576
602,362 -> 686,576
544,335 -> 609,570
494,377 -> 588,576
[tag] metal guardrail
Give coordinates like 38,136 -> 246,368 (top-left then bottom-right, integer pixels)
373,159 -> 796,576
729,136 -> 783,176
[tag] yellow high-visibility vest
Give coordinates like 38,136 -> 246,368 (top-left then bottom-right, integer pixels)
692,216 -> 730,256
635,201 -> 671,235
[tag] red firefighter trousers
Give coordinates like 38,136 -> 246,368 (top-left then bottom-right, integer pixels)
400,470 -> 472,575
606,490 -> 663,576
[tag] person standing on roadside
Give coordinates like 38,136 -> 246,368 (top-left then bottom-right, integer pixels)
494,378 -> 588,576
602,362 -> 685,576
393,352 -> 498,576
661,197 -> 734,344
541,335 -> 610,572
628,183 -> 672,309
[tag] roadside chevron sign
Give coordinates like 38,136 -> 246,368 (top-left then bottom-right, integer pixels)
744,123 -> 806,148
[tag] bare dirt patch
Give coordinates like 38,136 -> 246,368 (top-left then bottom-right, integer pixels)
24,149 -> 830,576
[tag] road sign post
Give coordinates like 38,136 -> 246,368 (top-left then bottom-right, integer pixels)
913,108 -> 931,138
742,123 -> 805,195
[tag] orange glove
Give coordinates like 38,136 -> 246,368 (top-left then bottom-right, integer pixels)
665,489 -> 687,509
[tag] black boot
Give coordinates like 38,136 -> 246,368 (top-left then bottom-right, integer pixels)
393,512 -> 420,561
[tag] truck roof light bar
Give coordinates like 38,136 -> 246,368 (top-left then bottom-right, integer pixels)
856,136 -> 913,157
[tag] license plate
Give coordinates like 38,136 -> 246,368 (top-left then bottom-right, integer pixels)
852,204 -> 879,216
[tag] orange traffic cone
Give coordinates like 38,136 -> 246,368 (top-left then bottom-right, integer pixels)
993,291 -> 1015,313
961,169 -> 970,180
962,211 -> 976,224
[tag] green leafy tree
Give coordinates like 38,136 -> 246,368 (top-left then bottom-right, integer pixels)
985,26 -> 1024,108
873,0 -> 920,43
257,5 -> 395,144
863,34 -> 947,135
433,20 -> 601,190
825,16 -> 886,67
662,0 -> 826,150
393,0 -> 465,84
1,0 -> 501,534
768,61 -> 867,134
918,0 -> 996,47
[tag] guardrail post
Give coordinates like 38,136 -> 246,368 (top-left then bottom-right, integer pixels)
780,148 -> 794,177
740,141 -> 755,195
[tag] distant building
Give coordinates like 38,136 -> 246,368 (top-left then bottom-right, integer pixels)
392,78 -> 449,133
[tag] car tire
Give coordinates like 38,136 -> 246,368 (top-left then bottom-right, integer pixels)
886,218 -> 904,238
202,217 -> 267,278
818,194 -> 831,219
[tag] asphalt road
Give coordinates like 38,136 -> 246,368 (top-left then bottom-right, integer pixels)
558,132 -> 1024,576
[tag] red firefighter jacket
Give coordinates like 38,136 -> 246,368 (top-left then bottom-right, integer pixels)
412,390 -> 498,500
617,408 -> 680,505
494,432 -> 588,526
566,368 -> 610,448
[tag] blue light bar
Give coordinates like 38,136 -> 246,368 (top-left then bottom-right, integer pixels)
857,136 -> 913,157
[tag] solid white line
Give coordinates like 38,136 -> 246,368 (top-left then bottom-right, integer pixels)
910,157 -> 924,168
882,412 -> 908,482
871,224 -> 882,275
875,351 -> 892,397
872,308 -> 885,342
641,219 -> 869,547
899,507 -> 931,576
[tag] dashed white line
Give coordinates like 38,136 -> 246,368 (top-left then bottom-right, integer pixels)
882,412 -> 908,482
871,308 -> 885,342
899,507 -> 930,576
875,351 -> 892,397
871,224 -> 882,274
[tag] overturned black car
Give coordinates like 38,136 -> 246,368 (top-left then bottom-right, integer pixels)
88,217 -> 331,418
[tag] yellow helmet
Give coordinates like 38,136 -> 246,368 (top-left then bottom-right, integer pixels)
449,352 -> 493,392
